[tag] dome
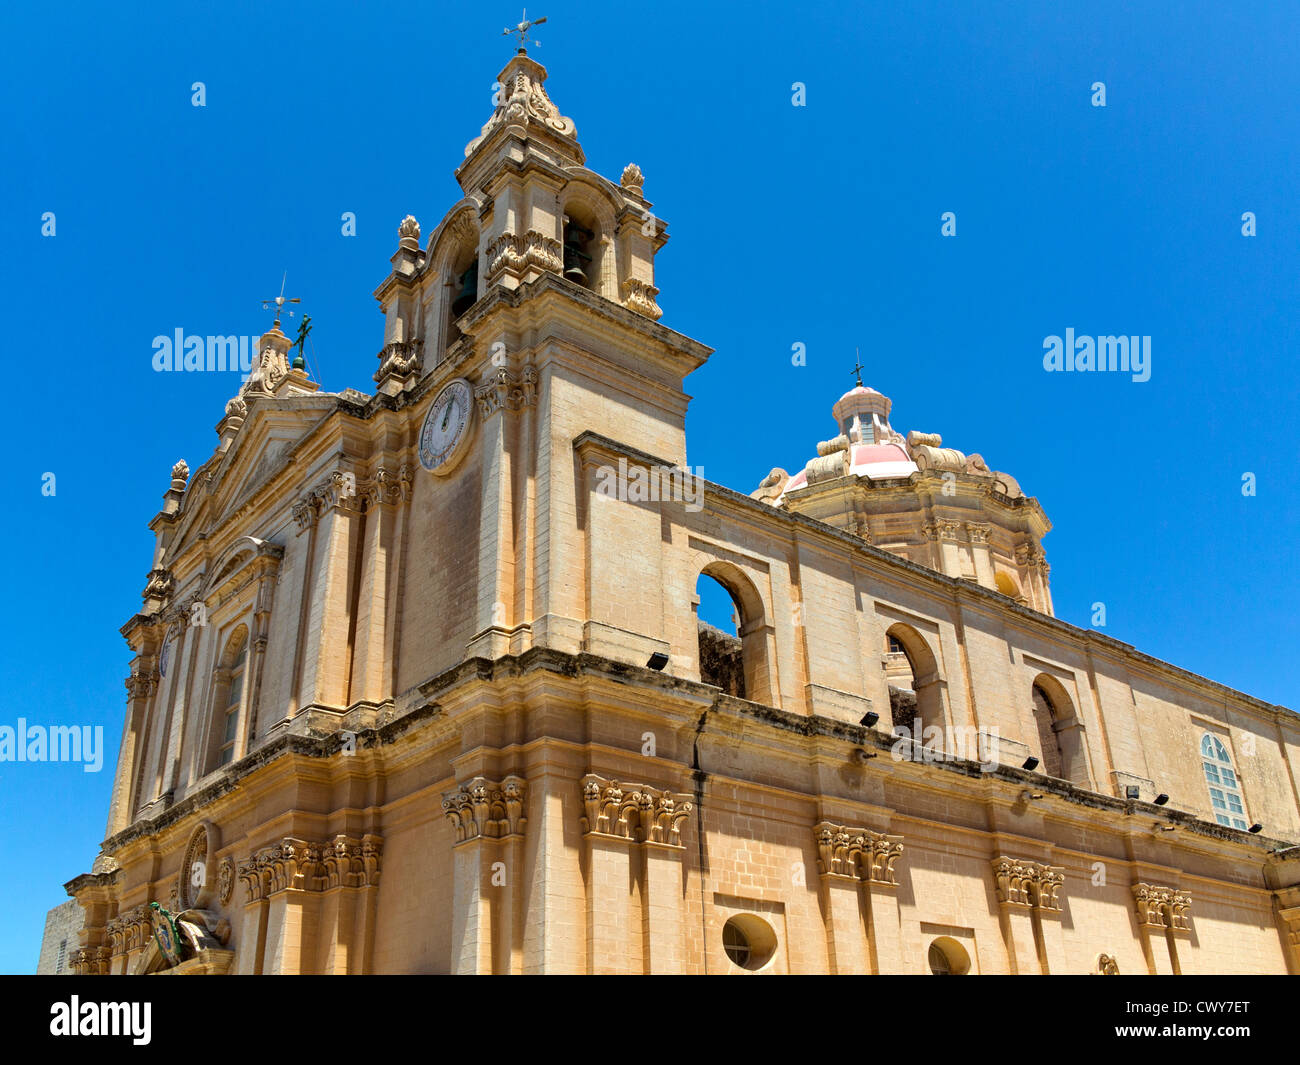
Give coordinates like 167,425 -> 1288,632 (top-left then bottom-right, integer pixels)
775,384 -> 917,501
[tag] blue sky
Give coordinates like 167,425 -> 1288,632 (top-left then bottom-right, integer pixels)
0,0 -> 1296,972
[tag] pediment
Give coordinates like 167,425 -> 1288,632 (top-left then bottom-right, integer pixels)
166,395 -> 337,561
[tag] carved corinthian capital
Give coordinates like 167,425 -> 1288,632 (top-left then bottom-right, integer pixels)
442,776 -> 528,843
813,821 -> 904,884
991,856 -> 1065,911
1132,882 -> 1192,931
579,774 -> 693,848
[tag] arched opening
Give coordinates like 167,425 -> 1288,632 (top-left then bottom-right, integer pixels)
696,574 -> 744,698
694,563 -> 774,705
560,198 -> 607,296
206,626 -> 249,772
995,570 -> 1022,599
883,624 -> 945,751
445,238 -> 479,347
1030,674 -> 1090,785
928,937 -> 971,975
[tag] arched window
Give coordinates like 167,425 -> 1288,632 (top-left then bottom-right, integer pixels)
1031,682 -> 1064,778
1200,734 -> 1247,830
883,624 -> 944,748
218,641 -> 248,766
206,628 -> 249,772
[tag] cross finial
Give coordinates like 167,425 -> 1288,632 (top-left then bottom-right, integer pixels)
260,272 -> 301,329
851,347 -> 865,387
503,9 -> 547,52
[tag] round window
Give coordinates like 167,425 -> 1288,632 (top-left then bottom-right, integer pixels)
928,936 -> 971,975
722,915 -> 777,971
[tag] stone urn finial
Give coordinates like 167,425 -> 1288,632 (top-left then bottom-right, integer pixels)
170,460 -> 190,492
620,163 -> 644,195
398,215 -> 421,250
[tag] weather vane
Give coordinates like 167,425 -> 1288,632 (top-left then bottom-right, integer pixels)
261,272 -> 301,328
503,9 -> 547,51
851,347 -> 865,387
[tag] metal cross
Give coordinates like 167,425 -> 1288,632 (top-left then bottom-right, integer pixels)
851,348 -> 865,387
261,272 -> 301,328
502,9 -> 547,51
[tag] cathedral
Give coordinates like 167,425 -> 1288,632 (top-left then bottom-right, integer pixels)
65,43 -> 1300,976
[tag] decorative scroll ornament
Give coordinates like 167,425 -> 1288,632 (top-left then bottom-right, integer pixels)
813,821 -> 904,884
991,856 -> 1065,911
485,230 -> 564,282
142,568 -> 174,602
579,775 -> 693,848
1132,882 -> 1192,931
374,339 -> 423,384
465,53 -> 578,157
621,277 -> 663,320
237,835 -> 384,901
125,669 -> 159,701
442,777 -> 528,842
474,364 -> 539,417
218,857 -> 235,905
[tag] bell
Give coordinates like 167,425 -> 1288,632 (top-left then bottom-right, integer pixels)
563,220 -> 594,285
451,261 -> 478,318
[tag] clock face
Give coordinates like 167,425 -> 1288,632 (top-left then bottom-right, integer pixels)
419,379 -> 474,473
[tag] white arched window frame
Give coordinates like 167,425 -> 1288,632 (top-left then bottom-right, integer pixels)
1200,734 -> 1247,830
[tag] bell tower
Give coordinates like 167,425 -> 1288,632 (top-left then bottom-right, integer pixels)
373,38 -> 712,678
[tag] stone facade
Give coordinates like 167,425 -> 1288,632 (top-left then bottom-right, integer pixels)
65,48 -> 1300,976
36,899 -> 84,975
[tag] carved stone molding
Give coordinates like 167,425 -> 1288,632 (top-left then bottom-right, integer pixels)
991,856 -> 1065,911
474,365 -> 539,417
125,669 -> 159,701
105,905 -> 153,958
485,229 -> 563,282
237,834 -> 383,901
373,339 -> 424,385
1132,882 -> 1192,931
621,277 -> 663,320
179,821 -> 223,911
814,821 -> 904,885
579,774 -> 693,848
218,857 -> 235,905
966,522 -> 992,546
361,464 -> 413,508
292,471 -> 364,531
442,777 -> 527,843
72,946 -> 112,975
142,568 -> 174,602
464,52 -> 578,157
